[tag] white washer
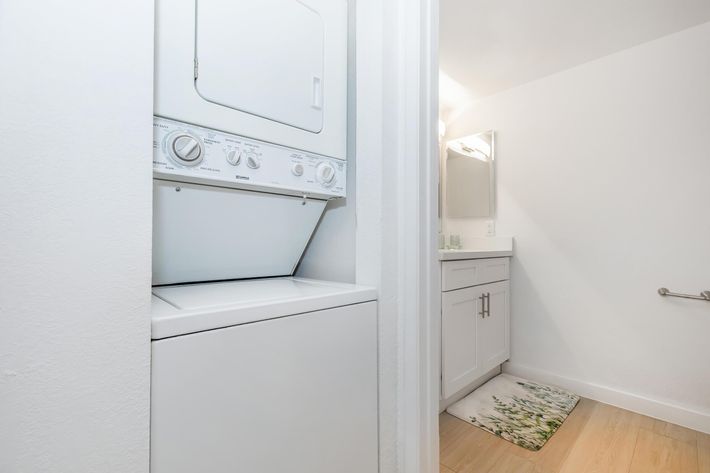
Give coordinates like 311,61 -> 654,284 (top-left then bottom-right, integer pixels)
155,0 -> 348,159
150,278 -> 378,473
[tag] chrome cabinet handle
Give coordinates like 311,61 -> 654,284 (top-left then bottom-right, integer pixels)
478,292 -> 492,318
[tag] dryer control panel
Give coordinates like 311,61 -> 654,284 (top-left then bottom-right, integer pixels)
153,117 -> 346,199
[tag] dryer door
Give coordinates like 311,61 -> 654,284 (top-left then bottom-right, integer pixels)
195,0 -> 325,133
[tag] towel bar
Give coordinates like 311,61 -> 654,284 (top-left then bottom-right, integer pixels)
657,287 -> 710,301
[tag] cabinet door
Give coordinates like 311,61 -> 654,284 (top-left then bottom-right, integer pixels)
441,286 -> 485,398
478,281 -> 510,370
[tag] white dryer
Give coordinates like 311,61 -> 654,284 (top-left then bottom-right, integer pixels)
155,0 -> 348,159
150,277 -> 378,473
152,0 -> 349,286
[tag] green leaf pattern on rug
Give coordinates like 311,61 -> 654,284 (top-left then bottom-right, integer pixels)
468,380 -> 579,451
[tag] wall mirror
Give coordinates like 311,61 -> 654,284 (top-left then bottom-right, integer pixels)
444,130 -> 495,218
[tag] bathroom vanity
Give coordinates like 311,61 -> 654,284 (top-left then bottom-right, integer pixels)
439,240 -> 512,408
438,128 -> 512,408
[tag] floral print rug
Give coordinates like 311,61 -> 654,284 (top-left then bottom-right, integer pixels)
446,374 -> 579,451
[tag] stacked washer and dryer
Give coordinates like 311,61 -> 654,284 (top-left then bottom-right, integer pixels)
150,1 -> 378,472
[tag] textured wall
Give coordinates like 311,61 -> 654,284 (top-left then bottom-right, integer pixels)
0,2 -> 154,471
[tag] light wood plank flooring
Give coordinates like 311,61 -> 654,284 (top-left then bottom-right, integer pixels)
440,398 -> 710,473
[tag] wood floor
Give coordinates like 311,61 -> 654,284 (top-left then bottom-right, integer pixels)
440,398 -> 710,473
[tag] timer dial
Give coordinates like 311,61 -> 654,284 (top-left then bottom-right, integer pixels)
167,132 -> 204,166
315,161 -> 336,186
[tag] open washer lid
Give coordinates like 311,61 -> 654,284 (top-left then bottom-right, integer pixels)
151,277 -> 377,339
195,0 -> 325,133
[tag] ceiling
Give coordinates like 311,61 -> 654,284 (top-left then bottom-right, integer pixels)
439,0 -> 710,118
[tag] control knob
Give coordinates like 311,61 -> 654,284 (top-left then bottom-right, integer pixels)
291,163 -> 304,176
168,132 -> 204,166
245,151 -> 261,169
225,148 -> 241,166
315,161 -> 336,186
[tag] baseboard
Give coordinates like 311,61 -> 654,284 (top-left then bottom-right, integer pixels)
503,362 -> 710,434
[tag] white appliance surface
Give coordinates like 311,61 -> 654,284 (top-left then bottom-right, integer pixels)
150,280 -> 378,473
152,180 -> 328,286
153,117 -> 345,199
151,277 -> 377,339
153,0 -> 348,285
196,0 -> 325,133
154,0 -> 347,159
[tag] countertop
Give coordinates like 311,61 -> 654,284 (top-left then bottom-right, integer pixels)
438,237 -> 513,260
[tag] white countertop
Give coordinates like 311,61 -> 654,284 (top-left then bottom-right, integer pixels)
439,236 -> 513,260
439,248 -> 513,260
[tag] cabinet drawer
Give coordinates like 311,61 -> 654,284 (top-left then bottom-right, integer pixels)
442,257 -> 509,292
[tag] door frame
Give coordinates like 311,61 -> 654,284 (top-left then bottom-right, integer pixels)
354,0 -> 440,471
398,0 -> 440,472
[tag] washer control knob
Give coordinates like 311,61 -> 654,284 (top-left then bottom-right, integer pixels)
291,163 -> 304,176
170,133 -> 203,166
315,161 -> 336,186
226,148 -> 241,166
246,152 -> 260,169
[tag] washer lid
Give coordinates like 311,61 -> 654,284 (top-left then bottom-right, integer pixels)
151,277 -> 377,339
195,0 -> 325,133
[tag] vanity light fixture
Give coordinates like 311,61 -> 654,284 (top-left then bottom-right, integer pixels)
447,137 -> 490,162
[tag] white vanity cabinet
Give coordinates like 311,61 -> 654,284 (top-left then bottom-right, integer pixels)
440,255 -> 511,400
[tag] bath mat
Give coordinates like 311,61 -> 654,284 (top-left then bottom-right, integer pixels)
446,374 -> 579,451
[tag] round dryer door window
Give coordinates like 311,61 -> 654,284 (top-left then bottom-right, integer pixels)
195,0 -> 326,133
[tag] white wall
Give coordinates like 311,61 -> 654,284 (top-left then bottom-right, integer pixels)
446,22 -> 710,431
296,193 -> 356,282
0,3 -> 154,472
